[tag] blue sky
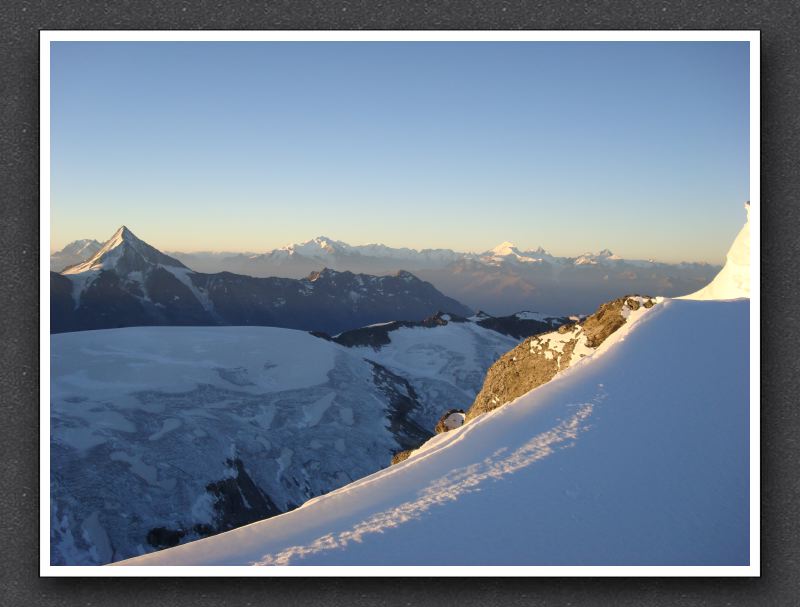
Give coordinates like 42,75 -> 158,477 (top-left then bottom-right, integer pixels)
50,41 -> 749,263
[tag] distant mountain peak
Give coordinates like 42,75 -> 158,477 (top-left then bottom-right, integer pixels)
63,226 -> 187,275
50,239 -> 104,272
490,241 -> 520,256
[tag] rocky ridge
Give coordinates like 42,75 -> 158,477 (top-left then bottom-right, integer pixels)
466,295 -> 656,421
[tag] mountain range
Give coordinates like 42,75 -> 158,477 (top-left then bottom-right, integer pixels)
51,227 -> 472,335
52,233 -> 720,316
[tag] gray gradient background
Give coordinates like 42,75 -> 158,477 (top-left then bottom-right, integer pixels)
1,1 -> 797,606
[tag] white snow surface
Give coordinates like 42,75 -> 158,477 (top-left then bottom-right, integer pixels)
118,298 -> 749,566
440,411 -> 466,431
681,203 -> 750,301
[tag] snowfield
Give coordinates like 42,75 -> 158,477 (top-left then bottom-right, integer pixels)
50,321 -> 515,565
116,297 -> 749,566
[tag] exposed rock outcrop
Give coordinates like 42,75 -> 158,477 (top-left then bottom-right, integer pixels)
368,361 -> 433,451
391,450 -> 415,465
145,457 -> 282,551
466,295 -> 656,421
331,311 -> 468,349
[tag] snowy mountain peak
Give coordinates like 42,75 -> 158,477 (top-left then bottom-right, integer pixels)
55,239 -> 101,256
308,236 -> 338,250
574,249 -> 621,266
50,239 -> 103,272
62,226 -> 187,275
490,241 -> 520,256
282,236 -> 349,258
681,202 -> 750,301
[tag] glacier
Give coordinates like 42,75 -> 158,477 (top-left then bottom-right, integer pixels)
50,320 -> 516,565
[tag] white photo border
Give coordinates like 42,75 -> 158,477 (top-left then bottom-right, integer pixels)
40,29 -> 760,577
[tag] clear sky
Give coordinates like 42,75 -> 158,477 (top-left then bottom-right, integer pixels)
50,41 -> 750,263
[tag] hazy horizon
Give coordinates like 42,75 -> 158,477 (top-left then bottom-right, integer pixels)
49,224 -> 729,265
50,41 -> 749,264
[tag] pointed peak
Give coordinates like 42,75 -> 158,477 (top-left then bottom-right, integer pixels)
62,225 -> 186,275
105,225 -> 142,249
113,225 -> 133,238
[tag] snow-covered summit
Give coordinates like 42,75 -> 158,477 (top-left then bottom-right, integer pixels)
680,203 -> 750,301
54,238 -> 101,258
281,236 -> 348,257
574,249 -> 621,265
50,239 -> 103,272
485,241 -> 552,264
490,241 -> 520,256
62,226 -> 186,275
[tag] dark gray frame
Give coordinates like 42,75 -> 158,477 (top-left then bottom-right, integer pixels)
2,1 -> 797,605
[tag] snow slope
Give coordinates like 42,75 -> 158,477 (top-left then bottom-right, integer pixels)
117,297 -> 749,566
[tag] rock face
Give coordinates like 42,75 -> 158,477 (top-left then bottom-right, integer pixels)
391,450 -> 415,465
51,226 -> 473,335
330,312 -> 468,349
466,295 -> 657,421
144,458 -> 283,550
368,361 -> 432,452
